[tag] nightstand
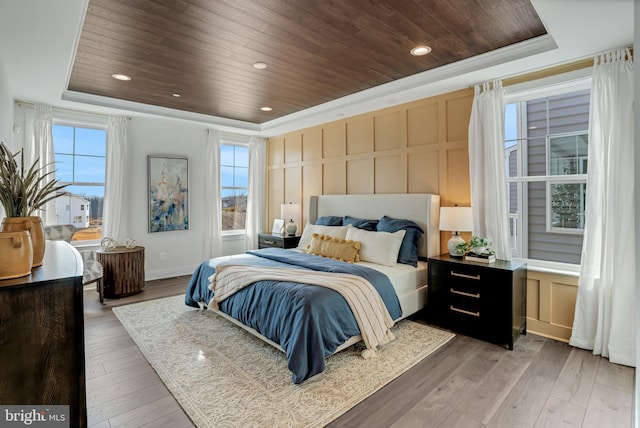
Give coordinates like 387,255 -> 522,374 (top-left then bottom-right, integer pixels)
258,233 -> 301,249
426,254 -> 527,350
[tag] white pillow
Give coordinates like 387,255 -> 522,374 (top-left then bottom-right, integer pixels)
297,223 -> 348,250
345,226 -> 406,266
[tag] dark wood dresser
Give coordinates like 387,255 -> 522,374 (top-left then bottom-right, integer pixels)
258,233 -> 301,249
0,240 -> 86,427
427,254 -> 527,350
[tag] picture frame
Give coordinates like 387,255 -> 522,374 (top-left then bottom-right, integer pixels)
148,155 -> 189,233
272,218 -> 285,235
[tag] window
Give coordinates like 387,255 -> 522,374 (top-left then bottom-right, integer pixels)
52,124 -> 106,242
505,88 -> 589,264
220,144 -> 249,233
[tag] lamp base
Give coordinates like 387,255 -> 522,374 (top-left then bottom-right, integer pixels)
285,221 -> 297,237
447,232 -> 465,257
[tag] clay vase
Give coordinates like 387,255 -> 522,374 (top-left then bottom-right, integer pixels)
0,230 -> 33,279
1,216 -> 46,267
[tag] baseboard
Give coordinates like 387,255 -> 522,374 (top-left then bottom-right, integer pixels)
145,265 -> 199,281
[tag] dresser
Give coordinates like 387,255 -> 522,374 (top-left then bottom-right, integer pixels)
0,240 -> 86,427
258,233 -> 301,249
97,246 -> 145,298
427,254 -> 527,349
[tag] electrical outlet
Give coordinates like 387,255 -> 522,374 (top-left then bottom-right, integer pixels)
160,252 -> 167,261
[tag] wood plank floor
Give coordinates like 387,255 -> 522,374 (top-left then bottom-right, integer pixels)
84,277 -> 635,428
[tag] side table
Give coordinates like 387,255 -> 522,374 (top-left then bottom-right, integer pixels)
96,246 -> 145,299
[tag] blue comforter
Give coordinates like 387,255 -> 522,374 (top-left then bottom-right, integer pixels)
185,248 -> 402,384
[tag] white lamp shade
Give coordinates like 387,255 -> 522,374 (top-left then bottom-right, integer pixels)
281,203 -> 301,236
280,203 -> 301,221
439,207 -> 473,232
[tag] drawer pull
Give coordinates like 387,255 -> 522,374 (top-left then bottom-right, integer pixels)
450,305 -> 480,317
450,288 -> 480,299
264,240 -> 275,245
451,271 -> 481,281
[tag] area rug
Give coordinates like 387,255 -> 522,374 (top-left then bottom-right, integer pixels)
113,295 -> 454,428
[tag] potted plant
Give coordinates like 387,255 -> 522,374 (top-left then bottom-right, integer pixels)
455,236 -> 495,257
0,141 -> 68,268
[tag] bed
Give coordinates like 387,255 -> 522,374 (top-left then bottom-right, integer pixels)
185,193 -> 440,383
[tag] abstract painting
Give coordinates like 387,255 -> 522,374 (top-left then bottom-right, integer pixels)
148,155 -> 189,233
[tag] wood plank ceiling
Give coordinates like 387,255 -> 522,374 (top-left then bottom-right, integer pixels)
68,0 -> 546,124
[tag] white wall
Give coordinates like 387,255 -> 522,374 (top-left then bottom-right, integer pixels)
0,53 -> 12,148
126,116 -> 247,280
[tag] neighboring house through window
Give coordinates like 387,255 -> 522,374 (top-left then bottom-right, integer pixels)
220,143 -> 249,233
505,85 -> 590,265
52,123 -> 106,242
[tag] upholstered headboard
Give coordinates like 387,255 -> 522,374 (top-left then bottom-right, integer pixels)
307,193 -> 440,258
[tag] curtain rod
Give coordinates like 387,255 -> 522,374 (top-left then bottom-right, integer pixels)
14,100 -> 131,120
471,46 -> 634,89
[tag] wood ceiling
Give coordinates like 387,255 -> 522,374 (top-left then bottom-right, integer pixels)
68,0 -> 547,124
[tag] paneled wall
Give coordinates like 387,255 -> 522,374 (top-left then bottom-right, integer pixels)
267,88 -> 474,254
266,87 -> 578,343
527,271 -> 578,342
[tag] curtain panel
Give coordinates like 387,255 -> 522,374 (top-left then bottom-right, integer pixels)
245,136 -> 266,251
468,80 -> 511,260
24,104 -> 56,225
102,116 -> 129,244
570,48 -> 635,366
204,130 -> 223,260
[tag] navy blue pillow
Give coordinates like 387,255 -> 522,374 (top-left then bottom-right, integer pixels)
377,216 -> 424,267
315,215 -> 342,226
343,216 -> 378,231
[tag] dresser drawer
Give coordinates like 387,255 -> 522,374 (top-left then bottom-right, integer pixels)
426,254 -> 527,350
259,235 -> 284,248
258,234 -> 301,249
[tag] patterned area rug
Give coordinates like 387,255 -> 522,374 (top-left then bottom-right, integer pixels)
113,295 -> 454,428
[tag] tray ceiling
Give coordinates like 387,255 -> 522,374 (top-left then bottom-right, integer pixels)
68,0 -> 547,124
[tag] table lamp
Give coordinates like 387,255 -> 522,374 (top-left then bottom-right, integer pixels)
280,203 -> 301,236
439,206 -> 473,257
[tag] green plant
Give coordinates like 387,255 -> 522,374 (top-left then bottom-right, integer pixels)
455,235 -> 495,256
0,141 -> 68,217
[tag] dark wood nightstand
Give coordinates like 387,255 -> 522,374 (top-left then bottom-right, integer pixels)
258,233 -> 301,249
426,254 -> 527,350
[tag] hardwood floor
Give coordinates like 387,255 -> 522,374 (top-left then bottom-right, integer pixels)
84,277 -> 635,428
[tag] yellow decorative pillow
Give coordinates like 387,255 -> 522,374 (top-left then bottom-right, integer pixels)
308,233 -> 361,263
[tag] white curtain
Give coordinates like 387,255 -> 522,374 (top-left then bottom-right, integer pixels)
244,136 -> 266,250
24,104 -> 56,224
468,80 -> 511,260
102,116 -> 128,244
570,48 -> 635,366
203,129 -> 223,259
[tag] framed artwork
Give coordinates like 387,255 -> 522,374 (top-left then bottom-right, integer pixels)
272,219 -> 284,235
148,155 -> 189,233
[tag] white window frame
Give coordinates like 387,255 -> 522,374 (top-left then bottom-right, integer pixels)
504,70 -> 591,267
220,141 -> 249,237
52,117 -> 107,247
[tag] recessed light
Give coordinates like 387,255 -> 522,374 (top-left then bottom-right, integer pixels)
253,62 -> 268,70
111,73 -> 132,81
172,93 -> 181,98
260,106 -> 273,112
410,46 -> 432,56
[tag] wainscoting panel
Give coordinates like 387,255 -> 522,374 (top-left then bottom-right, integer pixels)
347,158 -> 374,195
374,110 -> 403,152
526,270 -> 579,342
346,117 -> 373,155
303,128 -> 322,161
407,103 -> 439,147
374,155 -> 405,194
322,124 -> 346,158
